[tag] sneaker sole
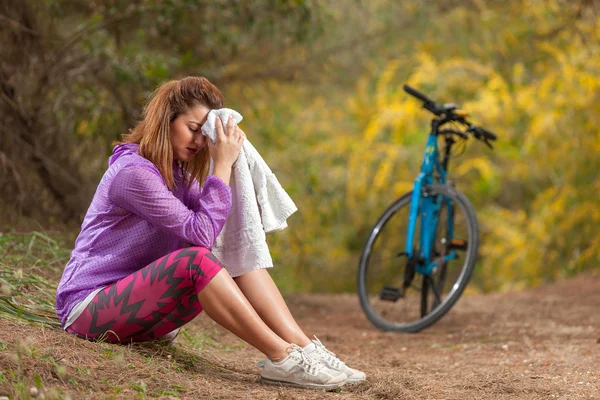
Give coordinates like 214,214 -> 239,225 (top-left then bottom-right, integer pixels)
260,376 -> 346,390
346,377 -> 366,384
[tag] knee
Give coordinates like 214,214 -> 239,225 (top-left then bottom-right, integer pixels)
181,248 -> 224,291
187,246 -> 211,256
185,247 -> 224,275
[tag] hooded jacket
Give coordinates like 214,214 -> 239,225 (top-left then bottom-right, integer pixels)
55,143 -> 231,328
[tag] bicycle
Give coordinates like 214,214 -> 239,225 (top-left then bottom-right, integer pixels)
357,84 -> 497,333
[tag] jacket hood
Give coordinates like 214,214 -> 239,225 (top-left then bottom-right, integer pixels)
109,143 -> 139,167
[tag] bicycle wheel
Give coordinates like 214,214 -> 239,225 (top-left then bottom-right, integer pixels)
357,184 -> 479,332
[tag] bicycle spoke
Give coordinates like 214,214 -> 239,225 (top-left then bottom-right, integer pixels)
430,276 -> 443,309
435,262 -> 448,304
420,275 -> 429,318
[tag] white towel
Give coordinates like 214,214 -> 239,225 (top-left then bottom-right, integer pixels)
201,108 -> 298,277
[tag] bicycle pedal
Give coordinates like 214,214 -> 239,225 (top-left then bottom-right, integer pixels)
448,239 -> 468,251
380,286 -> 403,302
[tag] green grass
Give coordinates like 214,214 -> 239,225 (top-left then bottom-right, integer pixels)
0,231 -> 70,327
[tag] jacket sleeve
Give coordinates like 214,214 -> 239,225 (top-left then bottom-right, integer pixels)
186,176 -> 205,212
109,165 -> 231,248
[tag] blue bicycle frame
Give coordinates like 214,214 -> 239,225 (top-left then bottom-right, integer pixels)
405,125 -> 458,275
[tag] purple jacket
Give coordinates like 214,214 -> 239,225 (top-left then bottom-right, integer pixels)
55,143 -> 232,327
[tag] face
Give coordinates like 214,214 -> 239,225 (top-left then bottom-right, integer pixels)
170,104 -> 210,162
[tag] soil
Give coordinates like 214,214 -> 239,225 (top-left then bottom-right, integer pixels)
1,275 -> 599,399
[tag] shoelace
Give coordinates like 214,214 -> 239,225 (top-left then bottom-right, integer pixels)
312,336 -> 344,369
288,344 -> 322,375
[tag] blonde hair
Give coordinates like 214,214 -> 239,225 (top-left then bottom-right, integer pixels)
117,76 -> 224,190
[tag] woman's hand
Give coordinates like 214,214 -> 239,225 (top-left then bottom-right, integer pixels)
208,116 -> 245,185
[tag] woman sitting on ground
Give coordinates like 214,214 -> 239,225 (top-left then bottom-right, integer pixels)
55,76 -> 365,390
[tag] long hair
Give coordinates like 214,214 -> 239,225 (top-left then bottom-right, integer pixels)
117,76 -> 224,190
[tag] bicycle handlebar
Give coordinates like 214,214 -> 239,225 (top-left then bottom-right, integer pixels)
403,83 -> 498,148
403,84 -> 446,116
477,126 -> 497,141
467,125 -> 497,149
403,84 -> 434,104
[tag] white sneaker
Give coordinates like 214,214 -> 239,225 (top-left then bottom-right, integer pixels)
308,337 -> 366,384
260,344 -> 347,389
157,328 -> 180,345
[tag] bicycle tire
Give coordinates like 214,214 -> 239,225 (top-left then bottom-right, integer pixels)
357,184 -> 479,332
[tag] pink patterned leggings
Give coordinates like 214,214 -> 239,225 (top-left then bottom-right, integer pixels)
66,247 -> 223,344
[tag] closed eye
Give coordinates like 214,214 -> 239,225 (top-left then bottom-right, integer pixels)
189,120 -> 202,131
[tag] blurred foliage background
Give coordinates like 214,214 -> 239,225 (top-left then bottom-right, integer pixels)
0,0 -> 598,293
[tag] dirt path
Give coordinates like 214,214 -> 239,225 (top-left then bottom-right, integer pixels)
1,275 -> 599,399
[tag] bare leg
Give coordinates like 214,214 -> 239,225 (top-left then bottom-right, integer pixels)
234,269 -> 311,347
198,269 -> 289,361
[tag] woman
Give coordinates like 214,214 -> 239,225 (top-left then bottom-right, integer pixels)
55,76 -> 365,389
